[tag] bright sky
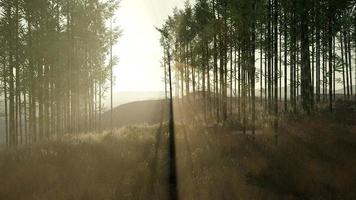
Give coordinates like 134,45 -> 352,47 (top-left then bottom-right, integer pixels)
114,0 -> 191,92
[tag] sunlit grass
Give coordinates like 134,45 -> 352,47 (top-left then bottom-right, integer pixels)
0,124 -> 169,200
173,99 -> 356,199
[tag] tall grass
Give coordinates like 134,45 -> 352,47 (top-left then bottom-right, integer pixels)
0,124 -> 169,200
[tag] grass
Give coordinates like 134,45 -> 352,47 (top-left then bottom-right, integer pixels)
1,99 -> 356,200
173,99 -> 356,200
0,124 -> 170,200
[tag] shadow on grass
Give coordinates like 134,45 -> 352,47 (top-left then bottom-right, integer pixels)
0,124 -> 170,200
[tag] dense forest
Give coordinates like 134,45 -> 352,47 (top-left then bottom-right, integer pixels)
0,0 -> 119,146
160,0 -> 356,136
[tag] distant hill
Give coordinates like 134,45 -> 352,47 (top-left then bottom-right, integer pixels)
256,85 -> 356,99
0,99 -> 167,145
101,99 -> 168,129
0,91 -> 166,145
335,85 -> 356,95
0,91 -> 165,115
102,91 -> 165,110
255,87 -> 300,99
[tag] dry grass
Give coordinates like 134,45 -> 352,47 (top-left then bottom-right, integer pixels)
173,99 -> 356,200
1,99 -> 355,200
0,124 -> 169,200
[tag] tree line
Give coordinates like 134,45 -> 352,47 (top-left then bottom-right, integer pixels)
159,0 -> 356,134
0,0 -> 119,147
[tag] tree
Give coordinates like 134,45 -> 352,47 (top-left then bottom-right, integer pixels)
0,0 -> 119,147
159,0 -> 355,133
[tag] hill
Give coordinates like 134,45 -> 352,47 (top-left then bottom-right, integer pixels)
0,99 -> 167,145
101,99 -> 168,129
0,92 -> 166,145
256,85 -> 356,99
102,91 -> 165,110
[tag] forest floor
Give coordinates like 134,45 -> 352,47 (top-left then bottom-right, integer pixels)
0,99 -> 356,200
174,98 -> 356,200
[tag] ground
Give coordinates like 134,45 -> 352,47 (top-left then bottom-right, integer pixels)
0,124 -> 170,200
174,99 -> 356,200
0,99 -> 356,200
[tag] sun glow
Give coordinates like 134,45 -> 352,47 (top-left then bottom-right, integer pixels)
113,0 -> 189,92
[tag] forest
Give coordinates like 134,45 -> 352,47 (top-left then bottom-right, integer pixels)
159,0 -> 356,136
0,0 -> 356,199
0,0 -> 119,147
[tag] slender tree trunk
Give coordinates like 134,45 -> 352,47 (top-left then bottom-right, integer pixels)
260,27 -> 263,106
300,0 -> 312,113
23,93 -> 28,144
3,58 -> 8,146
344,31 -> 350,98
347,33 -> 353,96
252,1 -> 257,136
328,7 -> 333,111
273,0 -> 279,139
316,14 -> 321,104
7,4 -> 15,146
284,11 -> 288,111
15,0 -> 20,146
230,40 -> 233,115
341,33 -> 346,97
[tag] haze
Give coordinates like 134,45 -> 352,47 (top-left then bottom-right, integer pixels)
114,0 -> 191,92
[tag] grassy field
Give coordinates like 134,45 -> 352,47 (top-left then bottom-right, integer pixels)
173,99 -> 356,200
0,124 -> 170,200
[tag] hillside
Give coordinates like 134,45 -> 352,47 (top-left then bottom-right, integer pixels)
0,94 -> 167,145
101,99 -> 168,129
102,91 -> 165,110
256,85 -> 356,99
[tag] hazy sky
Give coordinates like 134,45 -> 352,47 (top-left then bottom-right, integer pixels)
114,0 -> 191,92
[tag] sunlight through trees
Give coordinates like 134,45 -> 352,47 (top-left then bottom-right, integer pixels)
0,0 -> 120,146
159,0 -> 356,137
